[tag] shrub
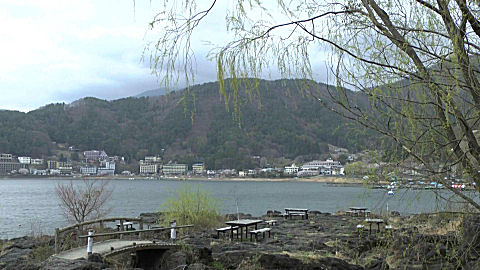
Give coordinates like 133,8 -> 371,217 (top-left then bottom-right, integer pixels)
32,244 -> 54,262
160,184 -> 222,229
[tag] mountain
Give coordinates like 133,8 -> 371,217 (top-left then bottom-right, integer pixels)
135,87 -> 173,97
0,79 -> 376,169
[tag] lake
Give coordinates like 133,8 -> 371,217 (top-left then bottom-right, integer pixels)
0,178 -> 465,239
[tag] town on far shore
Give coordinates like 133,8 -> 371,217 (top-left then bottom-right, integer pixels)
0,142 -> 473,190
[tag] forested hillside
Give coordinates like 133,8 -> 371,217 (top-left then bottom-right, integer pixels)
0,79 -> 376,169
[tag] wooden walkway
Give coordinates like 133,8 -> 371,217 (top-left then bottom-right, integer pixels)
54,239 -> 154,260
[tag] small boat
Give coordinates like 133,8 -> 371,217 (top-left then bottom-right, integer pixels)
387,190 -> 394,195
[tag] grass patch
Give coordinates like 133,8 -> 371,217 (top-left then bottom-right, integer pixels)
159,184 -> 224,230
32,244 -> 54,263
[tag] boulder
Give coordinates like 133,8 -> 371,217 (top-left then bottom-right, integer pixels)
314,257 -> 364,270
87,253 -> 104,263
139,212 -> 163,224
194,247 -> 213,265
390,211 -> 400,217
0,247 -> 35,270
257,253 -> 302,269
187,263 -> 207,270
266,210 -> 282,217
365,258 -> 389,270
214,250 -> 254,269
224,213 -> 252,220
161,250 -> 190,270
41,257 -> 106,270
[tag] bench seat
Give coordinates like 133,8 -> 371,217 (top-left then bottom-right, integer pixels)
249,228 -> 271,241
216,226 -> 239,238
345,210 -> 355,216
265,220 -> 277,226
288,212 -> 307,219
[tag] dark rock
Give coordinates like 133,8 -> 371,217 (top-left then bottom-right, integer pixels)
258,254 -> 363,270
308,239 -> 329,251
390,211 -> 400,216
87,253 -> 103,263
0,247 -> 35,270
437,245 -> 447,257
41,257 -> 106,270
224,213 -> 252,220
365,258 -> 389,270
266,210 -> 282,217
188,263 -> 207,270
194,247 -> 213,265
214,250 -> 254,269
257,253 -> 302,269
162,250 -> 189,270
139,212 -> 162,224
314,257 -> 364,270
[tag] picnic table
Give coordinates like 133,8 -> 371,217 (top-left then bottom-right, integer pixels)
116,221 -> 134,231
284,208 -> 309,219
348,207 -> 369,217
365,218 -> 384,234
225,219 -> 263,239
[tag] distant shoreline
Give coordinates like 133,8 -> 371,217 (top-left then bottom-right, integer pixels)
0,174 -> 373,185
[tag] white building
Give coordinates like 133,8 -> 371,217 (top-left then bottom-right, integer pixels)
31,159 -> 44,165
284,163 -> 299,175
145,156 -> 162,163
83,150 -> 108,161
80,166 -> 97,175
18,157 -> 31,164
192,163 -> 205,175
300,158 -> 344,176
98,162 -> 115,176
162,164 -> 188,175
140,164 -> 159,175
297,169 -> 319,177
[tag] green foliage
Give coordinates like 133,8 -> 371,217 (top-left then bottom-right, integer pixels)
212,261 -> 226,270
31,244 -> 54,262
159,184 -> 222,229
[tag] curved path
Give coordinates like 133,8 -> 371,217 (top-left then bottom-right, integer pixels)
54,239 -> 154,260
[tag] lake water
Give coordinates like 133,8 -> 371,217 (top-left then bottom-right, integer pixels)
0,178 -> 466,239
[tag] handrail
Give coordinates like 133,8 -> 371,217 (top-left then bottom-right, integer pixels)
55,216 -> 144,254
58,217 -> 142,233
78,225 -> 194,238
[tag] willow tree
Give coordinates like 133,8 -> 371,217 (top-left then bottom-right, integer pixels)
146,0 -> 480,211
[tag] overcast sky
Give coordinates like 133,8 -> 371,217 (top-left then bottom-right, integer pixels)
0,0 -> 329,112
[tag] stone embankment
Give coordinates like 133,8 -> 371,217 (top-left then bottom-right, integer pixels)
1,211 -> 480,269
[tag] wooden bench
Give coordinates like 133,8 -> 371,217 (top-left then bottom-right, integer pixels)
216,226 -> 239,238
345,210 -> 355,216
288,212 -> 307,219
265,220 -> 277,226
284,208 -> 309,219
249,228 -> 271,241
116,221 -> 134,231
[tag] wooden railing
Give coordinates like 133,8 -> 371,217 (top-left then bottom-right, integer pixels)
54,217 -> 144,254
78,225 -> 194,239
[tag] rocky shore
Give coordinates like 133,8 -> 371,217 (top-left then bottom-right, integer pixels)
1,211 -> 479,269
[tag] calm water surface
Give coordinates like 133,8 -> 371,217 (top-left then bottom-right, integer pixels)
0,178 -> 462,239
